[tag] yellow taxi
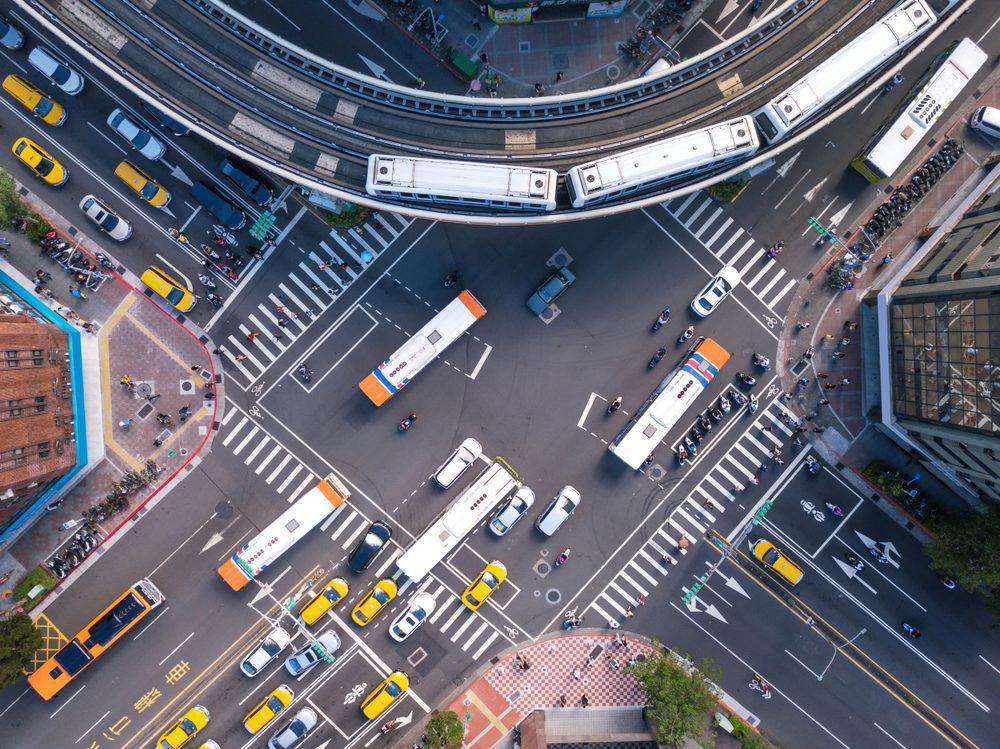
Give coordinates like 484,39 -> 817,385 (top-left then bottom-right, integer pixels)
299,577 -> 348,626
115,160 -> 170,207
243,684 -> 293,735
12,137 -> 67,186
3,74 -> 66,125
752,539 -> 804,586
462,561 -> 507,611
361,671 -> 409,720
141,266 -> 196,312
157,705 -> 210,749
351,579 -> 396,626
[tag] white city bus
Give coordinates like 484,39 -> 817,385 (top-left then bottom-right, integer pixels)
396,458 -> 519,583
852,38 -> 986,182
359,290 -> 487,406
609,338 -> 731,469
217,474 -> 351,590
753,0 -> 935,144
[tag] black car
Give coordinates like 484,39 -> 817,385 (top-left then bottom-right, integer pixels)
219,156 -> 273,206
190,181 -> 246,230
348,521 -> 392,572
139,99 -> 190,136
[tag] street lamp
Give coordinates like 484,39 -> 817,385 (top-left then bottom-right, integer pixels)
818,628 -> 866,681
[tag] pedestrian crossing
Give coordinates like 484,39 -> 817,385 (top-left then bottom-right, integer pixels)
658,194 -> 798,311
217,406 -> 509,658
584,398 -> 805,623
221,212 -> 414,387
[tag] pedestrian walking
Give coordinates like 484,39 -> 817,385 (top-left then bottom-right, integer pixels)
339,261 -> 349,270
190,364 -> 201,371
146,393 -> 161,402
608,618 -> 620,629
559,695 -> 567,707
819,398 -> 831,406
813,425 -> 826,433
761,425 -> 773,432
471,15 -> 480,28
153,438 -> 162,447
534,83 -> 544,95
796,321 -> 811,329
289,311 -> 299,320
637,595 -> 646,606
758,463 -> 768,474
783,392 -> 794,401
318,262 -> 328,272
748,476 -> 760,486
277,318 -> 288,328
824,382 -> 837,390
824,334 -> 835,342
882,254 -> 894,263
802,346 -> 815,360
235,354 -> 248,362
775,458 -> 785,466
212,346 -> 226,355
797,377 -> 810,387
309,283 -> 321,292
733,484 -> 744,493
792,437 -> 805,447
839,337 -> 851,347
833,351 -> 846,359
555,71 -> 563,82
847,321 -> 859,330
624,605 -> 634,618
272,331 -> 283,340
572,667 -> 581,680
276,305 -> 284,313
796,425 -> 808,433
839,378 -> 851,386
817,372 -> 828,379
247,331 -> 260,342
480,52 -> 488,64
581,695 -> 589,708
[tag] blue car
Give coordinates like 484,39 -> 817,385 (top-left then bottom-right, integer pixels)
191,182 -> 246,230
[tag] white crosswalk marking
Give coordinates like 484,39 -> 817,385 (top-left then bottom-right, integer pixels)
584,398 -> 812,619
660,196 -> 798,312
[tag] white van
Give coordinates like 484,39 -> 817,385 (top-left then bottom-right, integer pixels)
434,438 -> 482,489
969,106 -> 1000,139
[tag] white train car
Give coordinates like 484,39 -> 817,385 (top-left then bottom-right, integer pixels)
565,116 -> 759,209
366,155 -> 558,212
753,0 -> 936,144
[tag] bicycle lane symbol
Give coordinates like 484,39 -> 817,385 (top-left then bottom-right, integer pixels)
249,405 -> 261,418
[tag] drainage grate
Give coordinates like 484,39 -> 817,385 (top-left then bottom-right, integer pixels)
519,41 -> 530,52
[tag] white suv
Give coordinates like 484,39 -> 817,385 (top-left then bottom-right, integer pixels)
434,437 -> 482,488
240,626 -> 291,677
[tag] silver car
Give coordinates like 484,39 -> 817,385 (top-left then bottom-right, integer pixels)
28,47 -> 84,95
79,194 -> 132,241
535,485 -> 580,536
489,486 -> 534,536
240,626 -> 291,677
268,707 -> 318,749
107,108 -> 166,161
284,630 -> 340,677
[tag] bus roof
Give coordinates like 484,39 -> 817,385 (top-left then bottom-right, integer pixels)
369,156 -> 556,200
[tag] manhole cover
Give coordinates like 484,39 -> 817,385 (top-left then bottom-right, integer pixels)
180,380 -> 195,393
519,41 -> 530,52
137,402 -> 154,418
606,64 -> 621,81
533,560 -> 551,577
215,501 -> 234,518
546,588 -> 561,604
135,382 -> 152,398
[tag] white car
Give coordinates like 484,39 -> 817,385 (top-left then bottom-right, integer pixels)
489,486 -> 535,536
284,630 -> 340,677
28,47 -> 84,95
268,707 -> 318,749
240,626 -> 291,677
535,485 -> 580,536
434,437 -> 482,489
388,592 -> 436,642
79,194 -> 132,241
690,265 -> 740,317
107,108 -> 166,160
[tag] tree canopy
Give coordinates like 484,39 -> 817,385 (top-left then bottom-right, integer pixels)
424,709 -> 464,749
0,613 -> 43,688
927,505 -> 1000,600
630,650 -> 719,746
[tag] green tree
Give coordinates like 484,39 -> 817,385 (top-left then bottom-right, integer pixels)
424,710 -> 464,749
0,169 -> 28,229
927,505 -> 1000,595
0,613 -> 42,688
630,650 -> 719,747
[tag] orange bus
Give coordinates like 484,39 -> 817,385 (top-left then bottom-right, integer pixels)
27,578 -> 164,700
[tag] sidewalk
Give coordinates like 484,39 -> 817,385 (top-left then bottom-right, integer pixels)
0,188 -> 221,614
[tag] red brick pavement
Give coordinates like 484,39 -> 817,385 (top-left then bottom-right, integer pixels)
445,634 -> 654,747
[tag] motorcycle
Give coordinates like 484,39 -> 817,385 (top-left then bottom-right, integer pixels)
651,307 -> 670,332
676,445 -> 688,465
805,456 -> 821,474
297,364 -> 313,383
95,252 -> 115,269
719,395 -> 731,414
748,394 -> 758,414
901,621 -> 921,639
683,436 -> 697,456
753,353 -> 770,369
698,413 -> 712,432
443,270 -> 462,287
737,371 -> 757,386
206,292 -> 224,308
555,548 -> 571,566
678,325 -> 694,344
649,348 -> 667,368
729,389 -> 747,406
197,274 -> 217,289
847,553 -> 866,572
200,244 -> 221,260
710,407 -> 724,422
869,546 -> 889,564
767,241 -> 784,258
607,396 -> 622,415
824,501 -> 844,518
399,413 -> 417,432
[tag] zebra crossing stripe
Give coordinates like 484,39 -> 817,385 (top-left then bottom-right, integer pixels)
673,193 -> 699,215
461,620 -> 491,651
666,517 -> 689,541
588,599 -> 613,623
743,432 -> 772,454
221,408 -> 239,426
617,569 -> 648,597
276,463 -> 304,493
472,630 -> 501,661
221,417 -> 248,447
338,521 -> 367,550
705,217 -> 734,248
723,453 -> 755,479
328,232 -> 364,268
628,559 -> 659,586
607,579 -> 634,603
637,547 -> 669,575
716,229 -> 743,258
243,435 -> 271,464
675,506 -> 706,533
694,207 -> 724,238
372,549 -> 400,579
255,445 -> 283,475
599,591 -> 627,615
754,267 -> 787,300
767,278 -> 799,308
266,454 -> 293,484
327,509 -> 355,540
429,594 -> 454,625
684,197 -> 711,227
307,251 -> 347,289
319,240 -> 358,279
360,223 -> 389,248
450,612 -> 480,642
438,604 -> 465,633
709,467 -> 739,495
232,426 -> 260,456
734,441 -> 761,466
288,474 -> 315,504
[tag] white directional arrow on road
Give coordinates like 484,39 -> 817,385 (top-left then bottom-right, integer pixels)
717,0 -> 742,21
777,150 -> 802,178
826,201 -> 853,229
158,159 -> 192,186
834,557 -> 877,593
854,531 -> 900,568
685,596 -> 727,623
358,54 -> 388,81
803,176 -> 828,202
710,570 -> 751,598
200,532 -> 224,554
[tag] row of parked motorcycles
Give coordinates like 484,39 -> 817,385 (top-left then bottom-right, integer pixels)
38,233 -> 114,290
47,523 -> 102,579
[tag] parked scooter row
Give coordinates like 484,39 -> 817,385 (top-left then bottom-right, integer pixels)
46,523 -> 102,579
864,139 -> 963,240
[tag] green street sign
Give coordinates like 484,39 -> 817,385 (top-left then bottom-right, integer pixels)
752,499 -> 774,525
807,217 -> 825,233
250,210 -> 277,240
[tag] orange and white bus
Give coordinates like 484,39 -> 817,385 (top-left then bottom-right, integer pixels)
609,337 -> 731,469
359,290 -> 486,406
27,578 -> 165,700
217,474 -> 350,591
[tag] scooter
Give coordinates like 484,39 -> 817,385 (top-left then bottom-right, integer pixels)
824,501 -> 844,518
805,456 -> 821,474
206,292 -> 224,308
198,274 -> 217,289
737,371 -> 757,386
690,425 -> 703,444
562,616 -> 581,630
729,389 -> 747,406
676,445 -> 688,465
607,396 -> 622,415
869,546 -> 889,564
443,270 -> 462,287
683,436 -> 697,456
710,407 -> 724,422
719,395 -> 731,414
901,621 -> 922,639
847,553 -> 866,572
698,413 -> 712,432
678,325 -> 694,344
555,548 -> 571,566
399,413 -> 417,432
767,241 -> 784,258
753,353 -> 770,369
748,394 -> 758,414
95,252 -> 115,269
649,348 -> 667,368
651,307 -> 670,332
297,364 -> 313,383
